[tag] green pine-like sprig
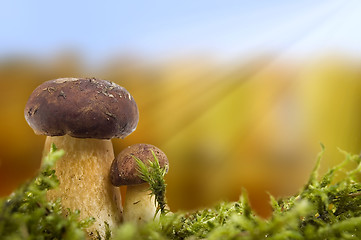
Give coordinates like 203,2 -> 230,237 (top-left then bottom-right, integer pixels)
134,150 -> 169,217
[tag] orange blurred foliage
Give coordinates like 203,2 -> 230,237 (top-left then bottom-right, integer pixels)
1,53 -> 361,218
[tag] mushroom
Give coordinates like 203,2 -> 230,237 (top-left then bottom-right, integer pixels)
110,143 -> 169,223
24,77 -> 139,238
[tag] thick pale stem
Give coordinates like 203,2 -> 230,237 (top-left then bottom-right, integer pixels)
123,184 -> 158,223
43,135 -> 122,238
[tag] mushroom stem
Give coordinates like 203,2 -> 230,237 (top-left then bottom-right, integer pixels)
43,135 -> 122,238
123,183 -> 158,223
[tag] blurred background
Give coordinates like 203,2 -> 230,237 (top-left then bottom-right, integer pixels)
1,0 -> 361,217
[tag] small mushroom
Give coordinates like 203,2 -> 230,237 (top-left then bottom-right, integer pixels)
24,78 -> 139,238
110,143 -> 169,223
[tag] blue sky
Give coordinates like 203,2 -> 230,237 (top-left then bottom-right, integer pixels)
1,0 -> 360,63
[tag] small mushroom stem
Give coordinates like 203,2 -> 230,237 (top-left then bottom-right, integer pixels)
123,183 -> 158,223
43,135 -> 122,238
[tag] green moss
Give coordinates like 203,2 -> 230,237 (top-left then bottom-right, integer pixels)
3,145 -> 361,239
134,150 -> 169,216
0,144 -> 94,240
114,145 -> 361,239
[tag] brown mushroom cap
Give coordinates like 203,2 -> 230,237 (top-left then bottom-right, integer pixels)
110,143 -> 169,186
24,78 -> 139,139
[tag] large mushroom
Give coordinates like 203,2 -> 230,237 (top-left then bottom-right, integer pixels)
110,143 -> 169,223
24,77 -> 139,238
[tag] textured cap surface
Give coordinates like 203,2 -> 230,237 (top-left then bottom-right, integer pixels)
24,78 -> 139,139
110,143 -> 169,186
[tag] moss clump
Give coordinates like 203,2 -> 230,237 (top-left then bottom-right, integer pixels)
114,145 -> 361,239
0,144 -> 95,240
3,145 -> 361,239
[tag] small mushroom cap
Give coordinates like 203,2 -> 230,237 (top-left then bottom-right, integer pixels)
110,143 -> 169,186
24,78 -> 139,139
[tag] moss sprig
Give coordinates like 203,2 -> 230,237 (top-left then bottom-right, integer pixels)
134,150 -> 169,216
